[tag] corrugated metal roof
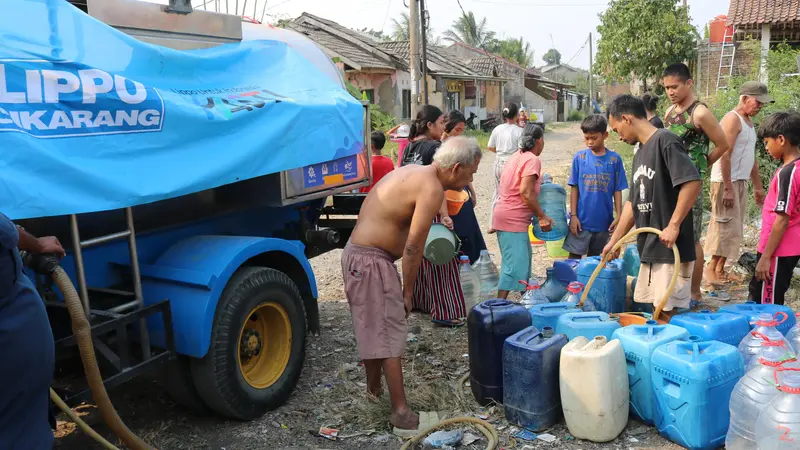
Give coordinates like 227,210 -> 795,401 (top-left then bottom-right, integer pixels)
727,0 -> 800,26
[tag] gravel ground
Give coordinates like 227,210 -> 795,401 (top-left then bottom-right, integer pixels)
55,122 -> 767,450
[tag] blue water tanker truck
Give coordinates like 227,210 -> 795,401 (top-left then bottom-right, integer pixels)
4,0 -> 371,420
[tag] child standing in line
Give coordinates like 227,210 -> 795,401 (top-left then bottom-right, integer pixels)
563,114 -> 629,259
749,112 -> 800,305
360,130 -> 395,193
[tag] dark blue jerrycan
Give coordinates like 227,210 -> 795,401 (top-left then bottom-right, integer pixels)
576,256 -> 626,313
468,299 -> 531,405
503,326 -> 568,431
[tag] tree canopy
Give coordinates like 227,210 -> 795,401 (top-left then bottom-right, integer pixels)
595,0 -> 698,83
542,48 -> 561,65
390,12 -> 438,44
443,12 -> 496,50
489,37 -> 534,68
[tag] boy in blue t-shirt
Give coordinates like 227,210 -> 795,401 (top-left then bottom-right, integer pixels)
563,114 -> 629,258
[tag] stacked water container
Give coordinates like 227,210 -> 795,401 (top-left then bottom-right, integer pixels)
651,336 -> 744,450
670,310 -> 750,346
719,302 -> 797,335
612,321 -> 689,424
755,367 -> 800,448
556,311 -> 620,341
738,313 -> 795,367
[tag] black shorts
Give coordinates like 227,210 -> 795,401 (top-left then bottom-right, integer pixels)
748,252 -> 800,306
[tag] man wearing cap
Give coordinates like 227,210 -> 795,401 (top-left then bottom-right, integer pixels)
704,81 -> 774,285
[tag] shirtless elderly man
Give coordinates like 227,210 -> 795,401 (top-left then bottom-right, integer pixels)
341,136 -> 481,430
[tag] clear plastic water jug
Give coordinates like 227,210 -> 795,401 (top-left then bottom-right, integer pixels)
532,179 -> 569,241
561,281 -> 584,304
727,347 -> 800,450
746,331 -> 797,372
787,316 -> 800,354
755,368 -> 800,449
540,267 -> 568,302
520,279 -> 549,308
739,313 -> 794,367
472,250 -> 499,300
459,256 -> 481,312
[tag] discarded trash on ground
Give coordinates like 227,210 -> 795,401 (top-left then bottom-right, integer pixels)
422,429 -> 463,448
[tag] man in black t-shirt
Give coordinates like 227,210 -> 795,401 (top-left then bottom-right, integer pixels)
602,95 -> 701,317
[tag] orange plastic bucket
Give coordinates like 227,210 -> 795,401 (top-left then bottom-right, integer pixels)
612,312 -> 669,326
445,190 -> 469,215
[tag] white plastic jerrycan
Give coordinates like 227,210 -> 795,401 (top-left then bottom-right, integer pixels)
560,335 -> 629,442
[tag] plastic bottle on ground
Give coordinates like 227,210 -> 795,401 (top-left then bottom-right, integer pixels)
459,256 -> 481,312
472,249 -> 499,300
755,369 -> 800,449
727,346 -> 800,450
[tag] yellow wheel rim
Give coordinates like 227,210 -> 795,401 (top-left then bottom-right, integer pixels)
237,302 -> 292,389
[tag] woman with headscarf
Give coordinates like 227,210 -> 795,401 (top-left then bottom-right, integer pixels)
492,124 -> 554,299
401,106 -> 467,326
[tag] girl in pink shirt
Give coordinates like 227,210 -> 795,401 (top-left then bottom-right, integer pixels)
492,124 -> 554,299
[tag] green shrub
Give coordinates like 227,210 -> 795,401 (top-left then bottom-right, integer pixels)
568,110 -> 585,121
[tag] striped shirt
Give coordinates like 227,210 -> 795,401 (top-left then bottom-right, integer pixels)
759,157 -> 800,256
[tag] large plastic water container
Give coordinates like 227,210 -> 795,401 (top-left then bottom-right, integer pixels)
467,300 -> 531,405
554,259 -> 579,284
539,267 -> 568,302
727,347 -> 800,450
651,337 -> 744,450
520,279 -> 549,308
745,330 -> 796,372
530,302 -> 581,331
670,310 -> 751,346
576,256 -> 626,313
612,321 -> 690,424
719,302 -> 797,335
560,336 -> 628,442
560,281 -> 584,304
789,320 -> 800,356
739,314 -> 795,367
472,249 -> 499,300
532,180 -> 568,241
556,311 -> 621,341
503,326 -> 568,431
622,244 -> 640,277
459,255 -> 481,312
755,369 -> 800,449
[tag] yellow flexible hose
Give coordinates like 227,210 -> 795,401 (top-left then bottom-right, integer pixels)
400,417 -> 499,450
52,267 -> 156,450
578,227 -> 680,321
49,388 -> 120,450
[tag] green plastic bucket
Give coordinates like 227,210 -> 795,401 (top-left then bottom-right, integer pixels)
424,223 -> 461,265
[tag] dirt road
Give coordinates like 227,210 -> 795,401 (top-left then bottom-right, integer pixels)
55,123 -> 681,450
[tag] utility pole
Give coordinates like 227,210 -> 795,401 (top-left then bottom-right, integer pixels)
588,32 -> 594,113
409,0 -> 421,118
420,0 -> 430,104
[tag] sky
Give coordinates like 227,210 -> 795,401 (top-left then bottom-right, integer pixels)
161,0 -> 732,69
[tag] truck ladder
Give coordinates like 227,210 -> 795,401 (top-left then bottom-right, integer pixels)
69,207 -> 151,359
716,27 -> 736,92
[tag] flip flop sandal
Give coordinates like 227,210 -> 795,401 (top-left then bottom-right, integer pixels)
432,318 -> 466,328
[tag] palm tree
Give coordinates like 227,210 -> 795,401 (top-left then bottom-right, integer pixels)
493,37 -> 534,68
390,12 -> 439,44
443,12 -> 496,50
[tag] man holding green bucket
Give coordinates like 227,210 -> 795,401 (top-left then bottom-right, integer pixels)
341,136 -> 481,432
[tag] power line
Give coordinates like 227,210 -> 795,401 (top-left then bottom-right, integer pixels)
563,35 -> 590,67
381,0 -> 393,32
470,0 -> 606,5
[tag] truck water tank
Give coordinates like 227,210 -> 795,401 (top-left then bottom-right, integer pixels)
670,310 -> 750,346
612,321 -> 689,425
560,336 -> 628,442
503,326 -> 568,431
467,300 -> 531,405
651,337 -> 744,450
577,256 -> 626,313
709,15 -> 734,44
556,311 -> 621,341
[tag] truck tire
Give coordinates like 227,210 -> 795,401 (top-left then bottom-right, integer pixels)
161,355 -> 209,413
190,267 -> 307,420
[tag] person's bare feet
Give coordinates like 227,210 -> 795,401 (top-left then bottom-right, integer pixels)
487,228 -> 496,234
390,407 -> 419,430
703,267 -> 723,286
366,392 -> 381,404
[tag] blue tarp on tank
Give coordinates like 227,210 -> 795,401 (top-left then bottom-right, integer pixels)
0,0 -> 363,219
